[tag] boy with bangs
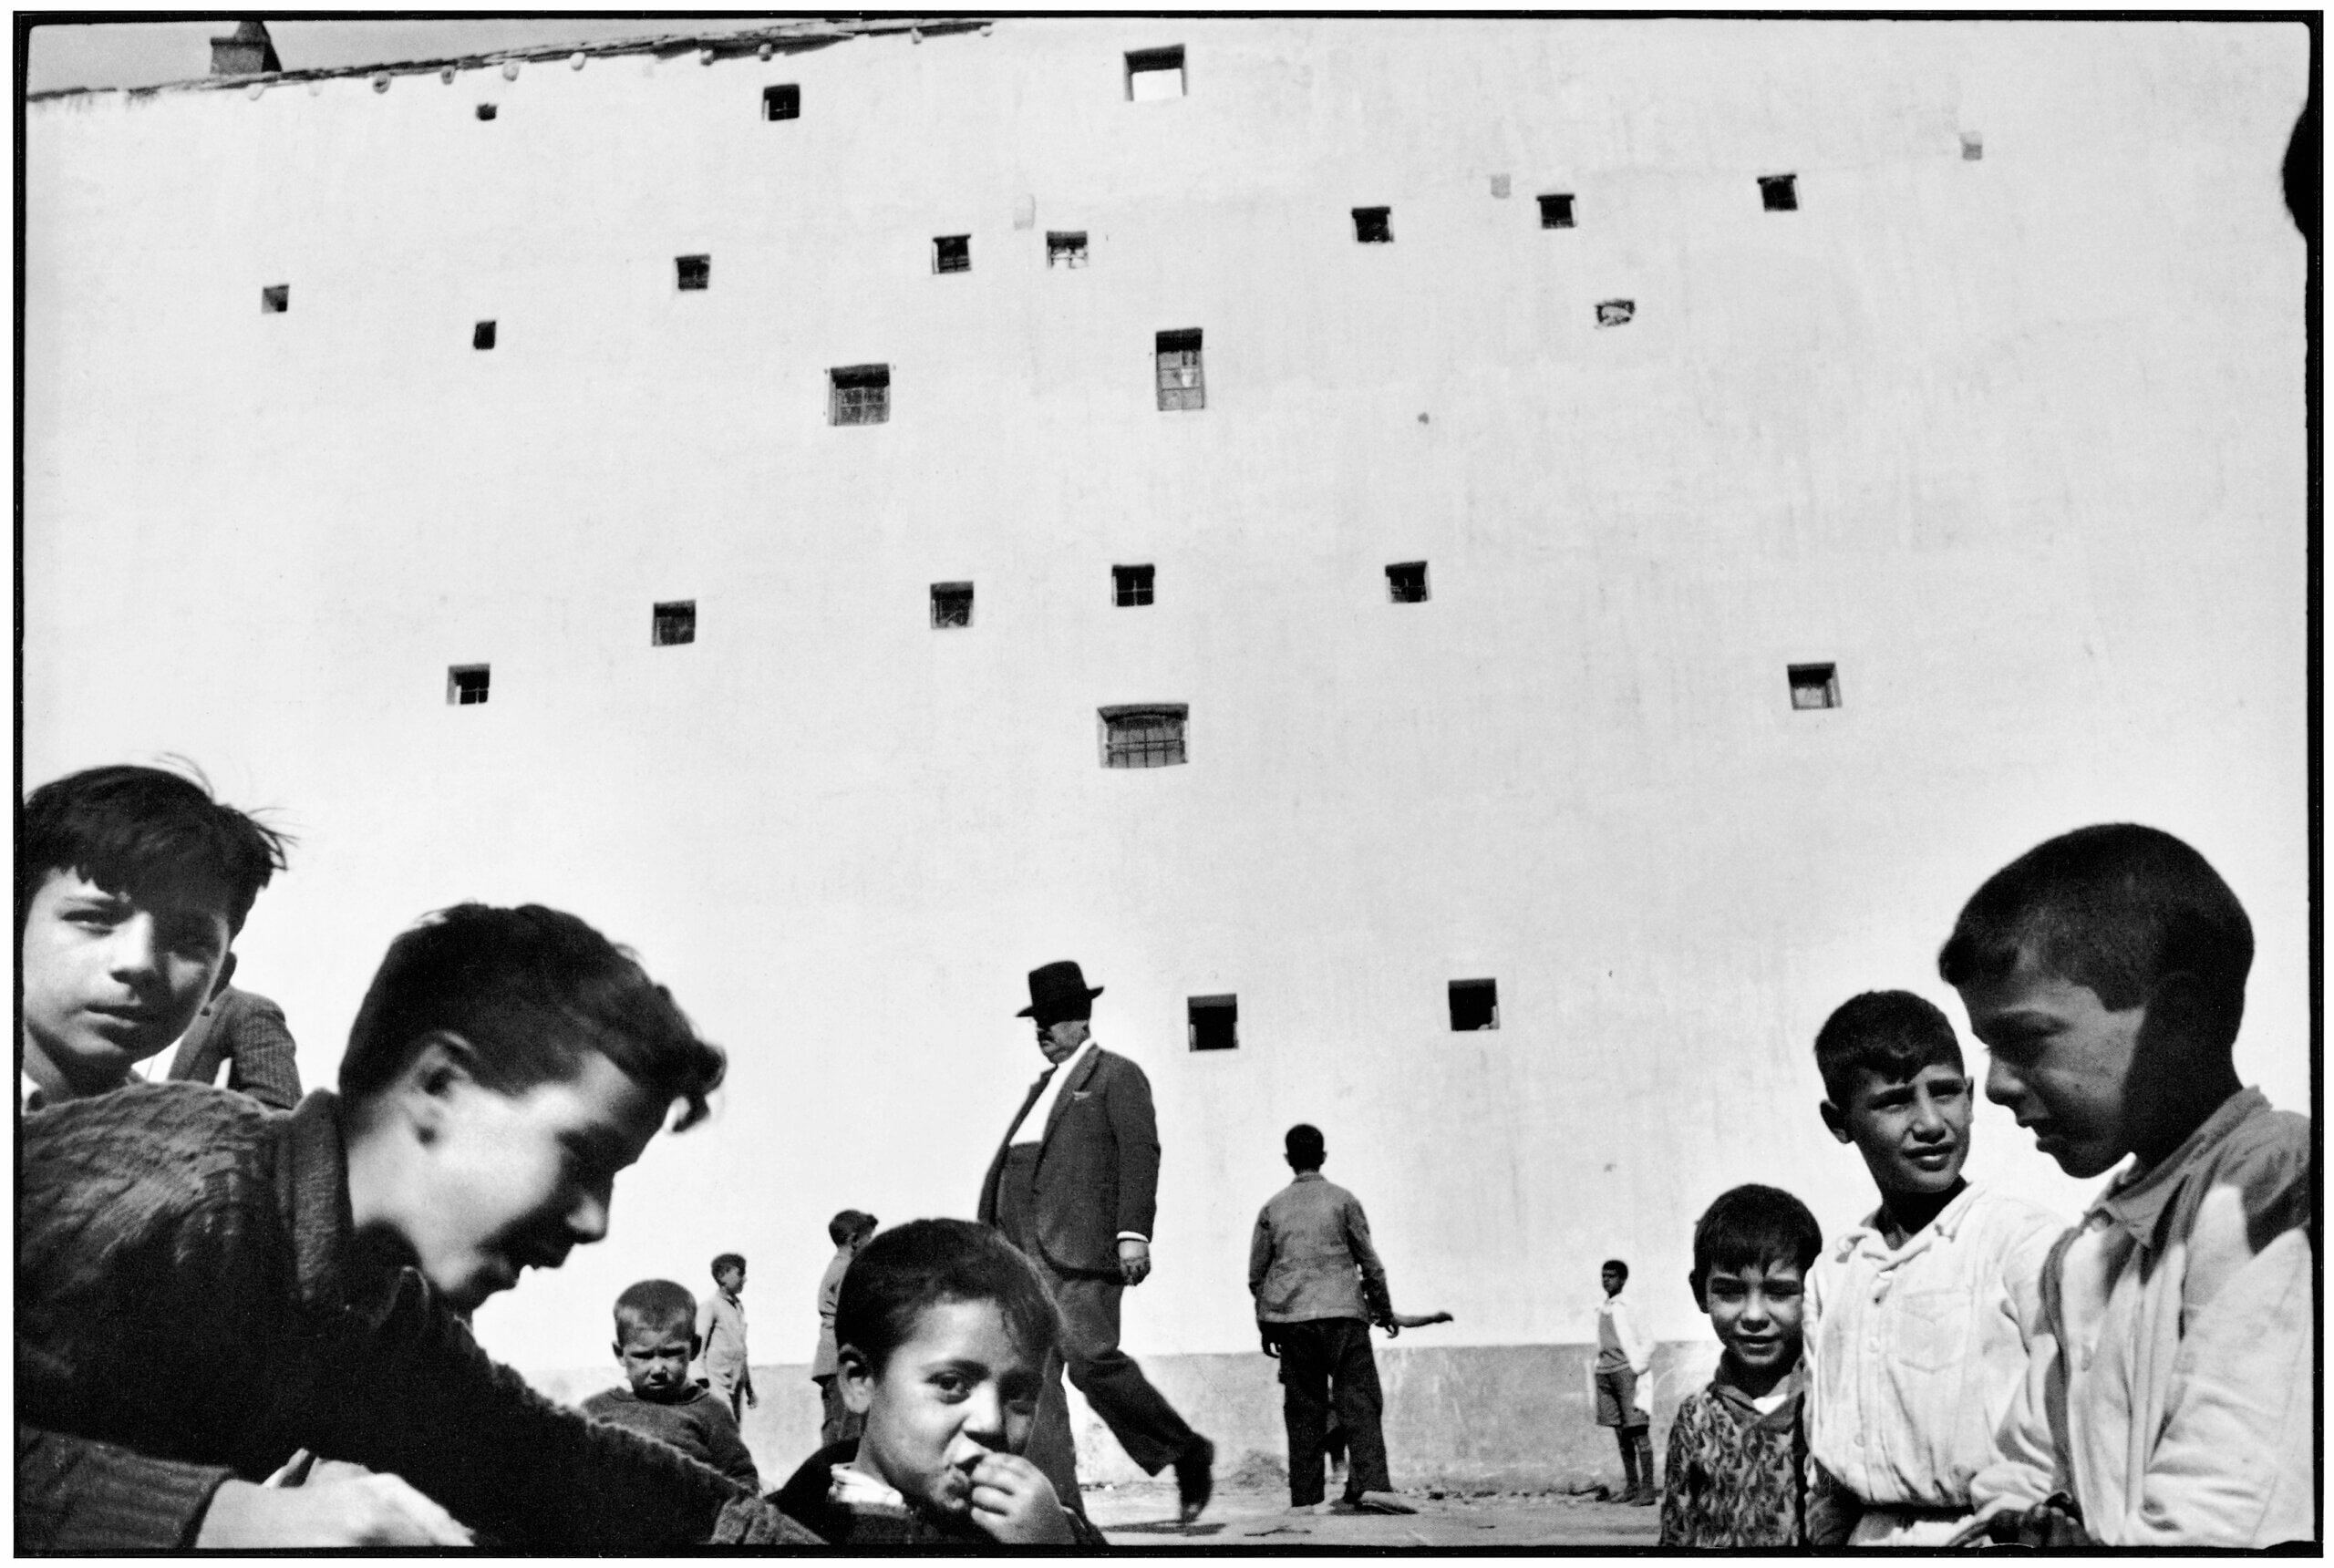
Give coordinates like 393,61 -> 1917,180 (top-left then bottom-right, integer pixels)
1941,824 -> 2312,1547
584,1279 -> 760,1487
773,1218 -> 1107,1546
18,903 -> 816,1550
1802,990 -> 2064,1545
18,763 -> 289,1111
1659,1184 -> 1851,1548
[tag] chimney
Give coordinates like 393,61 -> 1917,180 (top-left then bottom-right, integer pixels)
210,21 -> 282,77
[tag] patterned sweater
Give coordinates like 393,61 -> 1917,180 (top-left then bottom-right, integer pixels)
1659,1362 -> 1853,1547
15,1083 -> 816,1551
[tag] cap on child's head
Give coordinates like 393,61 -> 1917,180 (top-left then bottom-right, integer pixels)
835,1219 -> 1061,1378
711,1252 -> 746,1280
336,903 -> 726,1129
1813,990 -> 1962,1106
1284,1123 -> 1326,1167
1689,1184 -> 1822,1302
1937,823 -> 2253,1051
16,762 -> 290,938
828,1210 -> 879,1246
613,1278 -> 697,1339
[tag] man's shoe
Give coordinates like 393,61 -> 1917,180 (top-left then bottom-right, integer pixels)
1175,1438 -> 1215,1524
1350,1491 -> 1419,1515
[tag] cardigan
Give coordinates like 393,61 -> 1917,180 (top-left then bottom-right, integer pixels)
15,1082 -> 815,1551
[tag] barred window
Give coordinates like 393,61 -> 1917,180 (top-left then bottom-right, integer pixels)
1188,994 -> 1237,1051
448,665 -> 490,706
831,364 -> 891,426
1449,978 -> 1499,1031
763,83 -> 800,120
261,284 -> 289,314
652,600 -> 696,646
1155,329 -> 1203,412
1538,192 -> 1575,229
1760,173 -> 1798,211
472,320 -> 497,351
1100,704 -> 1187,769
1047,231 -> 1090,268
1788,663 -> 1840,710
676,254 -> 710,291
1386,562 -> 1429,603
1352,206 -> 1393,244
934,234 -> 971,274
1112,564 -> 1155,607
931,583 -> 974,629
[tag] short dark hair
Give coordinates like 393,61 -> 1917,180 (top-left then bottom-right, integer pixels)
17,763 -> 290,939
1689,1184 -> 1823,1305
613,1278 -> 697,1339
711,1253 -> 746,1278
1813,990 -> 1964,1105
336,903 -> 726,1130
1937,824 -> 2253,1052
1284,1123 -> 1325,1168
835,1219 -> 1061,1378
828,1210 -> 879,1246
1602,1258 -> 1628,1282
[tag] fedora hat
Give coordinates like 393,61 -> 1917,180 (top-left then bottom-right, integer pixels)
1017,959 -> 1104,1020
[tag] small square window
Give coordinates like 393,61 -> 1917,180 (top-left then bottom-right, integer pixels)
1101,704 -> 1187,769
931,582 -> 974,629
1538,192 -> 1575,229
1047,231 -> 1090,268
652,600 -> 696,646
1352,206 -> 1393,244
260,284 -> 289,315
1760,173 -> 1798,211
1126,46 -> 1184,101
831,364 -> 891,426
472,320 -> 497,350
1188,994 -> 1237,1051
763,83 -> 800,120
933,234 -> 971,274
1788,662 -> 1841,710
676,254 -> 710,291
1155,328 -> 1203,412
1596,299 -> 1636,328
448,665 -> 490,706
475,102 -> 498,120
1386,562 -> 1429,603
1449,978 -> 1499,1032
1112,564 -> 1155,607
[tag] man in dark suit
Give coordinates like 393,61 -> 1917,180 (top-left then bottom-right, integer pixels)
165,985 -> 301,1110
978,961 -> 1214,1524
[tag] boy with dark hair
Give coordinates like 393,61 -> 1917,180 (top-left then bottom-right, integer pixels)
584,1279 -> 760,1488
1803,989 -> 2063,1545
1940,824 -> 2311,1547
1249,1122 -> 1414,1516
1660,1184 -> 1850,1547
1592,1257 -> 1655,1505
812,1209 -> 881,1447
772,1218 -> 1106,1546
17,763 -> 289,1109
697,1252 -> 756,1422
17,903 -> 815,1550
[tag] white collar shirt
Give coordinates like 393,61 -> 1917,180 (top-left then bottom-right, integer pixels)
1010,1041 -> 1095,1148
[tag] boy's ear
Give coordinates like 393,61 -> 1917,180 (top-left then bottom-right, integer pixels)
836,1345 -> 877,1415
397,1033 -> 482,1140
1687,1270 -> 1706,1313
1817,1099 -> 1852,1144
612,1339 -> 625,1363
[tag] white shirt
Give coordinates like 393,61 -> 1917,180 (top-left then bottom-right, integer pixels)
1805,1181 -> 2063,1513
1010,1041 -> 1094,1149
1970,1088 -> 2314,1546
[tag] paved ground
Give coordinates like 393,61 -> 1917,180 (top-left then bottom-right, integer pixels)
1087,1481 -> 1662,1548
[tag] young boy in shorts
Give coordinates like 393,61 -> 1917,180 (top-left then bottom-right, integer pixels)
1942,824 -> 2312,1546
1803,990 -> 2065,1544
1659,1184 -> 1850,1547
811,1209 -> 880,1446
18,763 -> 288,1110
16,903 -> 815,1551
584,1279 -> 761,1488
1592,1258 -> 1656,1505
771,1218 -> 1106,1546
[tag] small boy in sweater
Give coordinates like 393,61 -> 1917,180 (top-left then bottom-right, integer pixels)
1660,1184 -> 1850,1547
584,1279 -> 760,1488
811,1209 -> 880,1446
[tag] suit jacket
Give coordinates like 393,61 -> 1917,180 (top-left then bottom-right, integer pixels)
976,1046 -> 1161,1279
165,988 -> 301,1111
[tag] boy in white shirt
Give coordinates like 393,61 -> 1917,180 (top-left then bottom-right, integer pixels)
1804,990 -> 2063,1544
1590,1259 -> 1655,1504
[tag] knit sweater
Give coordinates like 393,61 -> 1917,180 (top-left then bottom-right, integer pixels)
15,1083 -> 817,1551
580,1385 -> 760,1489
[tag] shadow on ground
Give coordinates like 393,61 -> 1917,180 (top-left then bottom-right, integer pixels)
1086,1480 -> 1663,1548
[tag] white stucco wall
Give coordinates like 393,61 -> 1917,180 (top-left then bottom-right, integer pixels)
23,18 -> 2310,1377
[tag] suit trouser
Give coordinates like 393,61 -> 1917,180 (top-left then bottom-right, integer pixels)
1018,1264 -> 1204,1512
1275,1317 -> 1390,1505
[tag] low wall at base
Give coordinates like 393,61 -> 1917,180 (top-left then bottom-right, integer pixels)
526,1338 -> 1720,1495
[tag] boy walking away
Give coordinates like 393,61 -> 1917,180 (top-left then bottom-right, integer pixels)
1942,825 -> 2312,1547
812,1210 -> 879,1447
18,764 -> 288,1111
1660,1184 -> 1852,1547
697,1253 -> 756,1423
1593,1259 -> 1656,1505
584,1279 -> 759,1488
1804,990 -> 2064,1545
1249,1123 -> 1415,1516
16,903 -> 814,1550
772,1219 -> 1107,1546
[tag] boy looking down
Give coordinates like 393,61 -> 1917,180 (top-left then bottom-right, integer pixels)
1943,824 -> 2312,1546
584,1279 -> 760,1488
16,903 -> 814,1550
1803,989 -> 2063,1544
